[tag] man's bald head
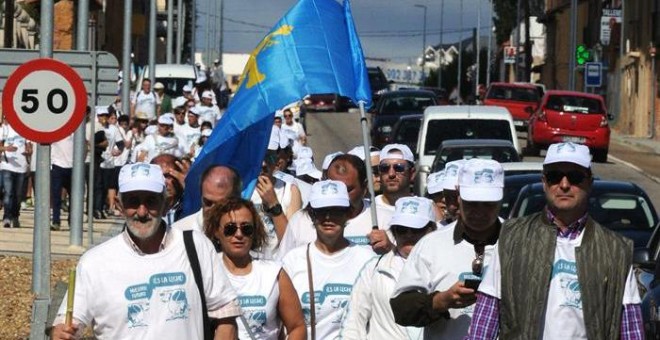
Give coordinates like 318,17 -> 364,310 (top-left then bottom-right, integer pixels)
200,165 -> 242,211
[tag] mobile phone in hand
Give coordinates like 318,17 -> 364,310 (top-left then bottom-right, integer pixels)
464,278 -> 482,290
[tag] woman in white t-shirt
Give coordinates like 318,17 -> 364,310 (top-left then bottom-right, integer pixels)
281,180 -> 375,340
204,197 -> 306,340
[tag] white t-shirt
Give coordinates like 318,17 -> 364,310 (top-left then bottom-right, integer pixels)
374,195 -> 396,229
55,228 -> 238,339
0,124 -> 28,173
138,133 -> 181,163
51,133 -> 74,169
282,242 -> 375,340
479,231 -> 642,340
100,124 -> 120,169
114,126 -> 133,167
392,221 -> 497,340
251,178 -> 295,260
281,122 -> 306,152
176,124 -> 201,156
277,199 -> 376,260
195,104 -> 221,127
133,90 -> 159,121
172,209 -> 204,232
223,259 -> 282,340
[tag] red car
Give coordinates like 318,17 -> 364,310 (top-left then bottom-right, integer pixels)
527,90 -> 611,162
483,82 -> 541,130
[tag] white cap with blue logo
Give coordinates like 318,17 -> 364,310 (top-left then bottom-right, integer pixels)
389,197 -> 436,229
458,159 -> 504,202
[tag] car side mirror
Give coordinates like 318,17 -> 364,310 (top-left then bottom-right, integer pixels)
607,113 -> 614,121
634,247 -> 652,265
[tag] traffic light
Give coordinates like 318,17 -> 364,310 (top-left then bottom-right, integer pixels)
576,44 -> 591,65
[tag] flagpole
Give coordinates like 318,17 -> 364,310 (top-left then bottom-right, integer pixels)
358,101 -> 379,229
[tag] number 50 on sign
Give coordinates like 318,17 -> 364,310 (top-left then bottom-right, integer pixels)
2,58 -> 87,144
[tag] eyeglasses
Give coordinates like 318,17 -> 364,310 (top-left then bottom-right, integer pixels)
391,225 -> 427,236
378,163 -> 408,173
472,244 -> 485,276
371,166 -> 380,175
544,170 -> 588,185
222,223 -> 255,237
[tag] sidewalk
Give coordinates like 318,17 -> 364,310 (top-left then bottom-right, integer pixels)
0,205 -> 124,257
611,130 -> 660,156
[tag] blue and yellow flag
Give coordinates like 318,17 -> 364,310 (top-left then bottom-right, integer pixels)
182,0 -> 372,215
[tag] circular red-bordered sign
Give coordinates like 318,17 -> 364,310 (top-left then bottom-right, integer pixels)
2,58 -> 87,144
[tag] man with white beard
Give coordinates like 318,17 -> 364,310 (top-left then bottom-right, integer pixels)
51,163 -> 240,339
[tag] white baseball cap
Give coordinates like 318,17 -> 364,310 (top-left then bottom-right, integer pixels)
182,84 -> 193,92
348,145 -> 380,161
201,91 -> 214,99
458,159 -> 504,202
426,170 -> 446,195
201,129 -> 212,137
441,159 -> 467,191
380,144 -> 414,163
118,163 -> 166,193
145,125 -> 158,135
309,180 -> 350,208
296,159 -> 322,179
322,151 -> 344,170
173,97 -> 187,108
389,197 -> 436,229
544,142 -> 592,169
95,106 -> 109,116
195,74 -> 207,84
153,82 -> 165,89
274,110 -> 284,119
188,106 -> 200,116
157,115 -> 174,125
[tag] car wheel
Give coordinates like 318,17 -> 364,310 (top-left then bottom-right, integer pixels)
593,148 -> 608,163
525,137 -> 541,157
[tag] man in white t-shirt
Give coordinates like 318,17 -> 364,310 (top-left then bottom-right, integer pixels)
172,165 -> 242,232
131,79 -> 160,122
136,115 -> 181,163
195,91 -> 222,127
0,120 -> 30,228
390,159 -> 504,339
281,108 -> 306,152
51,163 -> 240,340
465,143 -> 643,339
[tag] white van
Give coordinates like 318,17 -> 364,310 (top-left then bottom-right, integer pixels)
136,63 -> 198,98
413,105 -> 520,195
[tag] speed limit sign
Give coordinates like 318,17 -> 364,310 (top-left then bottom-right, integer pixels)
2,58 -> 87,144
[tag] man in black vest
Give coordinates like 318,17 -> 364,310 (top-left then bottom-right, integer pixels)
466,142 -> 643,339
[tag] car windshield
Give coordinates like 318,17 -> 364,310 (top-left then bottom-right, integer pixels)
432,145 -> 519,171
545,95 -> 604,114
424,120 -> 514,155
380,95 -> 436,114
487,86 -> 539,102
393,119 -> 421,150
156,77 -> 195,98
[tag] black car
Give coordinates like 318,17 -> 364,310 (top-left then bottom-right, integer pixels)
500,173 -> 543,219
389,114 -> 422,153
369,90 -> 437,148
430,139 -> 521,173
509,180 -> 659,248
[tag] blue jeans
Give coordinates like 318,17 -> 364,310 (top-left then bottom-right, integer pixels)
2,170 -> 26,220
51,165 -> 72,224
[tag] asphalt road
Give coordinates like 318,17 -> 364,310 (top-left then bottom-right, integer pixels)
306,110 -> 660,213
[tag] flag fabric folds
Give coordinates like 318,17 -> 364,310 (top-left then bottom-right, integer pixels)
182,0 -> 372,216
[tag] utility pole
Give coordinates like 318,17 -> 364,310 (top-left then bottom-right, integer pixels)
568,0 -> 577,90
219,0 -> 224,66
515,0 -> 521,81
415,4 -> 428,84
166,0 -> 174,63
486,0 -> 493,86
476,0 -> 481,94
437,0 -> 444,90
458,0 -> 464,103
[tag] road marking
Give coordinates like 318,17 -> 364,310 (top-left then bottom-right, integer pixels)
609,154 -> 660,184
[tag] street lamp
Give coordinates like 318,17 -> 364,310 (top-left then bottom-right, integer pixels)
415,4 -> 427,84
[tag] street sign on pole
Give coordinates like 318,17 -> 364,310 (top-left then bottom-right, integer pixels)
504,46 -> 516,64
1,58 -> 87,144
585,62 -> 603,87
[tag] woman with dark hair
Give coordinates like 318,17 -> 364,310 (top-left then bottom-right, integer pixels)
204,197 -> 306,340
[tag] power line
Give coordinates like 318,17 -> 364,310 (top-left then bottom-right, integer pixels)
224,18 -> 271,29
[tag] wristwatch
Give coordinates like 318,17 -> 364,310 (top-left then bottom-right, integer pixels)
265,203 -> 283,217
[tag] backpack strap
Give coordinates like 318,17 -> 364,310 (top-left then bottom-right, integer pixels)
183,230 -> 212,340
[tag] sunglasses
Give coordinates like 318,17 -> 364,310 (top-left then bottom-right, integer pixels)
391,225 -> 427,236
222,222 -> 255,237
311,207 -> 348,220
378,163 -> 408,174
472,244 -> 485,276
121,194 -> 162,210
544,170 -> 588,185
371,165 -> 380,175
284,114 -> 293,118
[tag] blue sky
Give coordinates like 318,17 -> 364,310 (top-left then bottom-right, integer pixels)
195,0 -> 494,63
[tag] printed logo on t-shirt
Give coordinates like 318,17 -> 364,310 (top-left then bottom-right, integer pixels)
300,284 -> 353,324
238,295 -> 268,334
123,272 -> 189,328
346,236 -> 369,245
552,259 -> 582,309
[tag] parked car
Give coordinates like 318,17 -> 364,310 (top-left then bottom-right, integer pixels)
500,173 -> 543,219
527,90 -> 612,162
508,180 -> 659,248
414,105 -> 520,195
137,63 -> 198,98
389,114 -> 422,153
483,82 -> 541,131
303,93 -> 353,112
430,139 -> 521,173
368,66 -> 390,103
369,90 -> 437,148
